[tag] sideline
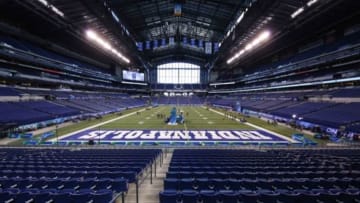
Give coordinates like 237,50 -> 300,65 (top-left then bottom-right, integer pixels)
50,108 -> 147,141
206,107 -> 298,143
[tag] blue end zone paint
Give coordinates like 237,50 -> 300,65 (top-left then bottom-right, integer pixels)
60,129 -> 291,144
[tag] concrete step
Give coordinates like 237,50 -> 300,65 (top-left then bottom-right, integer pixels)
117,151 -> 173,203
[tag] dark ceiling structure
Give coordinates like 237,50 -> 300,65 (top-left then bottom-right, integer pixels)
0,0 -> 358,74
107,0 -> 255,66
110,0 -> 248,42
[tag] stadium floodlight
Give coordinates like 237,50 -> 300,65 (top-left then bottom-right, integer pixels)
86,29 -> 130,63
209,81 -> 235,86
121,81 -> 147,86
37,0 -> 64,17
236,12 -> 245,24
111,11 -> 120,23
227,30 -> 271,64
291,7 -> 304,19
37,0 -> 48,6
50,5 -> 64,17
307,0 -> 318,7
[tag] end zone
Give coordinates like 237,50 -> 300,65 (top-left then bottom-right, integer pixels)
59,129 -> 299,145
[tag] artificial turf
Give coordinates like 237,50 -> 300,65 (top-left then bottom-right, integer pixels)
10,105 -> 326,146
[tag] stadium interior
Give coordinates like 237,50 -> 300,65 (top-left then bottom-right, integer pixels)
0,0 -> 360,202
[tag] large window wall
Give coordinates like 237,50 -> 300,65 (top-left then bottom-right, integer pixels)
157,62 -> 200,84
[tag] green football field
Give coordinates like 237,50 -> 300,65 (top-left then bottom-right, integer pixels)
60,106 -> 322,144
11,105 -> 323,145
98,106 -> 255,130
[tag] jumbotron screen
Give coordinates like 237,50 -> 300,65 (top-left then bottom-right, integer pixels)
122,70 -> 144,81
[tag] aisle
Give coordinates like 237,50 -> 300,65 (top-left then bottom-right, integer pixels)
120,150 -> 173,203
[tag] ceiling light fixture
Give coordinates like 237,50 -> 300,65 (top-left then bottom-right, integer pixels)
307,0 -> 319,7
291,7 -> 304,18
227,30 -> 270,64
36,0 -> 64,17
86,30 -> 130,63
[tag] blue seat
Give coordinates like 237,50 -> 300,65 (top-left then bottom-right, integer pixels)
199,190 -> 217,203
111,178 -> 128,193
277,191 -> 299,203
179,178 -> 195,190
91,189 -> 113,203
241,191 -> 260,203
50,192 -> 71,203
60,188 -> 76,194
16,179 -> 33,189
241,179 -> 259,190
258,191 -> 280,203
62,179 -> 80,190
15,190 -> 38,203
317,190 -> 342,203
334,190 -> 360,203
1,178 -> 18,189
95,178 -> 112,190
45,179 -> 65,189
297,191 -> 321,203
78,179 -> 96,190
3,188 -> 21,194
70,191 -> 92,203
227,179 -> 240,191
164,178 -> 178,190
218,190 -> 240,203
30,179 -> 47,189
196,178 -> 210,190
0,191 -> 15,203
212,179 -> 228,190
160,190 -> 180,203
181,189 -> 198,203
33,191 -> 52,203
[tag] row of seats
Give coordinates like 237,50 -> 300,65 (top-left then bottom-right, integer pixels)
169,164 -> 348,172
0,187 -> 113,203
164,177 -> 360,191
160,149 -> 360,203
0,148 -> 161,202
166,171 -> 359,179
1,161 -> 149,166
0,177 -> 128,193
0,165 -> 144,172
169,162 -> 333,166
0,170 -> 137,182
160,189 -> 360,203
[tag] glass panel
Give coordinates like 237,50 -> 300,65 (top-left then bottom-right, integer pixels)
157,62 -> 200,84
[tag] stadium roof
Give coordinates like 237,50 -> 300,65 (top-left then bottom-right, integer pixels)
0,0 -> 356,71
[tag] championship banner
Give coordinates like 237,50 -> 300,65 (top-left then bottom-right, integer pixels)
205,42 -> 212,54
153,39 -> 158,49
214,42 -> 219,52
61,130 -> 289,142
183,36 -> 187,45
191,38 -> 196,46
145,41 -> 151,50
198,39 -> 203,48
137,42 -> 143,51
161,38 -> 166,46
169,37 -> 175,45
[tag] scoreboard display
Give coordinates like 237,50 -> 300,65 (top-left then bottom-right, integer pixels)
122,70 -> 144,81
